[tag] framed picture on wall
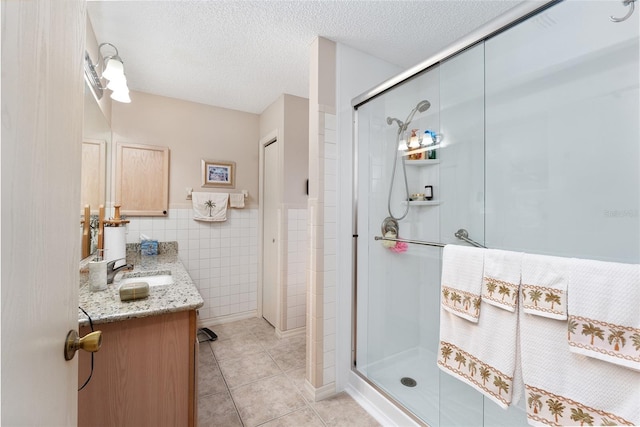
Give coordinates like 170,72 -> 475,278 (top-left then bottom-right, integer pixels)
201,159 -> 235,188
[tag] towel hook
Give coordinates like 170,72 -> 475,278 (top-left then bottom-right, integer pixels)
610,0 -> 636,22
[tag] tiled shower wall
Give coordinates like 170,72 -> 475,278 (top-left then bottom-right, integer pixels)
125,208 -> 258,324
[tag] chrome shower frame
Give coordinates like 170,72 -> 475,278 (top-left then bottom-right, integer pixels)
350,1 -> 560,425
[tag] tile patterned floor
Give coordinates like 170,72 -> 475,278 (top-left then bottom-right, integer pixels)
197,317 -> 381,427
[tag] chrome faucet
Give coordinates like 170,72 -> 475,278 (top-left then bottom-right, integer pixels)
106,259 -> 133,284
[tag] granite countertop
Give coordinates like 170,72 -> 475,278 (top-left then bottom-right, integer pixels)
78,247 -> 203,326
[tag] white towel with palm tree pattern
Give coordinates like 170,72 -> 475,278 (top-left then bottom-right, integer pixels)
440,244 -> 485,323
567,258 -> 640,372
481,249 -> 523,312
192,192 -> 229,222
438,290 -> 520,409
520,301 -> 640,426
521,253 -> 570,320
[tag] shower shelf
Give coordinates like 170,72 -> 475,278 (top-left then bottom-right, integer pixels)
405,159 -> 440,166
402,200 -> 440,206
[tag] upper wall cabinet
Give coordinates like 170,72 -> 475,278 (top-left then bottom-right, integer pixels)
115,141 -> 169,216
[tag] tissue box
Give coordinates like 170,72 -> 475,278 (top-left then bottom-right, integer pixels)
140,240 -> 158,255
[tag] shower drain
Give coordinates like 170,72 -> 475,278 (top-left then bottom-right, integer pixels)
400,377 -> 417,387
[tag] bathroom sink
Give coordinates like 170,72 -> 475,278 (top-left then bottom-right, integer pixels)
118,270 -> 174,292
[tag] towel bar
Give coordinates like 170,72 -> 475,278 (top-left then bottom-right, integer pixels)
374,235 -> 445,248
373,228 -> 486,248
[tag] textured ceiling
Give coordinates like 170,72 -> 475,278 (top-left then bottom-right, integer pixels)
87,1 -> 522,114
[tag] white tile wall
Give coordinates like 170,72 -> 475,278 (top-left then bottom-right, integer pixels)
323,112 -> 337,379
287,208 -> 309,330
125,207 -> 258,323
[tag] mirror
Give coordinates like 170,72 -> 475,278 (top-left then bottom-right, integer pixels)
81,82 -> 111,258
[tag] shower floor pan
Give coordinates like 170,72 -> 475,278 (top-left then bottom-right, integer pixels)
364,347 -> 440,425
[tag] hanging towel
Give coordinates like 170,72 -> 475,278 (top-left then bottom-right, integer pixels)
438,302 -> 521,409
567,258 -> 640,371
520,303 -> 640,426
438,246 -> 520,409
521,253 -> 570,320
440,244 -> 485,322
481,249 -> 523,312
229,193 -> 245,208
192,192 -> 229,222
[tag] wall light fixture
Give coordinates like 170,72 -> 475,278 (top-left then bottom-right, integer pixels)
84,42 -> 131,103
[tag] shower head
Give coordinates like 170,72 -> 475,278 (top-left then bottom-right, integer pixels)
386,100 -> 431,132
416,100 -> 431,113
403,100 -> 431,130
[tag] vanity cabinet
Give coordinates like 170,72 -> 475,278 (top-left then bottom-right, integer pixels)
78,310 -> 197,427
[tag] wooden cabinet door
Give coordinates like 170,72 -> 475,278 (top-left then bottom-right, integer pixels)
115,141 -> 169,216
78,311 -> 196,427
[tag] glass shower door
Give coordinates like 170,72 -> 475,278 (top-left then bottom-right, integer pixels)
355,66 -> 446,426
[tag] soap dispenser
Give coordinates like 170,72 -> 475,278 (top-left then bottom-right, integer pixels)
88,249 -> 107,292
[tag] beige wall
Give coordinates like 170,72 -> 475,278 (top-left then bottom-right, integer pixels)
259,94 -> 285,214
111,91 -> 260,209
283,94 -> 310,205
259,93 -> 284,138
259,93 -> 309,207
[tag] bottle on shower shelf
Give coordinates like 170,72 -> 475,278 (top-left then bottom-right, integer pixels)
407,129 -> 423,159
424,185 -> 433,200
408,129 -> 420,149
424,130 -> 438,159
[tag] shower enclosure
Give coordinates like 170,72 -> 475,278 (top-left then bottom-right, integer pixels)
352,1 -> 639,425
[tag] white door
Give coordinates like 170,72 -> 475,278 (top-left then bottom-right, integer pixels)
262,140 -> 279,326
1,0 -> 84,424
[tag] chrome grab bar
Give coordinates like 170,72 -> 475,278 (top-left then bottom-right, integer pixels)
373,228 -> 486,248
374,235 -> 445,248
454,229 -> 486,248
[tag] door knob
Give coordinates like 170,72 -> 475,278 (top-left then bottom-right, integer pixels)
64,330 -> 102,361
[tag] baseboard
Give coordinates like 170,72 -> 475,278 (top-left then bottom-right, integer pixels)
197,310 -> 257,328
303,380 -> 336,402
275,326 -> 305,339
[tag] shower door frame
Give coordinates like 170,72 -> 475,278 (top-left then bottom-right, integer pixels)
350,0 -> 559,425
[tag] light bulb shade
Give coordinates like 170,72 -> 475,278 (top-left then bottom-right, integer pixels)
102,57 -> 125,81
110,89 -> 131,103
106,75 -> 128,92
